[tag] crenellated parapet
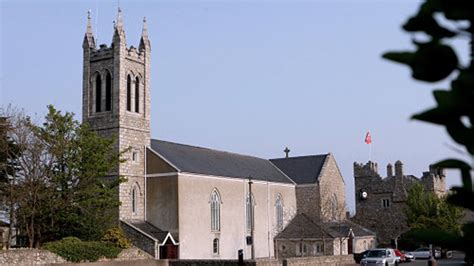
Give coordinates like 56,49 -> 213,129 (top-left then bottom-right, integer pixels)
421,165 -> 446,196
353,161 -> 380,178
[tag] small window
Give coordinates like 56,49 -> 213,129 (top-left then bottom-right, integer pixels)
382,198 -> 390,208
132,187 -> 137,214
132,151 -> 138,162
315,242 -> 323,254
213,238 -> 219,255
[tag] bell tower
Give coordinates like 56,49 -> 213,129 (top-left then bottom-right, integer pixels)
82,9 -> 151,221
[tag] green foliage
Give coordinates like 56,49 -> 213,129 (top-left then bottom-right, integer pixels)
406,183 -> 464,234
383,0 -> 474,260
43,237 -> 121,262
101,226 -> 132,249
5,105 -> 127,246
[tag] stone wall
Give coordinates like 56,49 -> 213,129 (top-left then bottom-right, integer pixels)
0,249 -> 66,265
318,154 -> 346,222
284,254 -> 354,266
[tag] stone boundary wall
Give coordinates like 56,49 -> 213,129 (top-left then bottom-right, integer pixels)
0,251 -> 353,266
284,254 -> 354,266
0,248 -> 67,265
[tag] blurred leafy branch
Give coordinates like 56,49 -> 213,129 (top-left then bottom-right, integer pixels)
382,0 -> 473,260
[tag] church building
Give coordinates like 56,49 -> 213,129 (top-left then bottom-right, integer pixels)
81,9 -> 375,260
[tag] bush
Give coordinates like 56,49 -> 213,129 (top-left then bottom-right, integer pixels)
43,237 -> 122,262
101,226 -> 132,249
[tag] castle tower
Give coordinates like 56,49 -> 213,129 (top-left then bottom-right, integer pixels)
82,9 -> 151,220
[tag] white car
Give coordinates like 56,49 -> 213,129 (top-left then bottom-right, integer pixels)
406,247 -> 431,259
360,248 -> 398,266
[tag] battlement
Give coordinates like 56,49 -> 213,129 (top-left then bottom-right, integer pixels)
353,161 -> 380,178
90,44 -> 114,61
126,46 -> 145,62
421,165 -> 446,196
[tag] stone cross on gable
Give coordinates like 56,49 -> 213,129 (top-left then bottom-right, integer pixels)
284,147 -> 290,158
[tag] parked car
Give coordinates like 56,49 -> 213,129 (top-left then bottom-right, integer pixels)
406,247 -> 441,259
394,249 -> 407,263
406,247 -> 430,259
403,252 -> 414,262
354,250 -> 369,264
360,248 -> 398,266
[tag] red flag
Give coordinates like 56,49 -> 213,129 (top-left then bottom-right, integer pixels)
365,131 -> 372,145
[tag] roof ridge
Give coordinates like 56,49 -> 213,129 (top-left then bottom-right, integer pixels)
270,154 -> 329,161
151,138 -> 269,162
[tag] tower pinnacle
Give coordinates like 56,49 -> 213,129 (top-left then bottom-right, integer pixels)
139,16 -> 150,51
83,10 -> 95,49
116,7 -> 124,31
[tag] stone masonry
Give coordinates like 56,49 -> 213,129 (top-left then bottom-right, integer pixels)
82,9 -> 151,221
352,160 -> 446,245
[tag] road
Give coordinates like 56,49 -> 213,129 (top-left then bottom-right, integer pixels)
403,252 -> 469,266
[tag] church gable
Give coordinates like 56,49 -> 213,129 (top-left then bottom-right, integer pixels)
146,147 -> 179,175
270,154 -> 328,185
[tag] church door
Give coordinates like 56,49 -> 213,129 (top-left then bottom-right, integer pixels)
348,235 -> 354,254
160,239 -> 179,259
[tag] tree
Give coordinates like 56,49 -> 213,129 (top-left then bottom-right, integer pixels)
405,183 -> 463,234
383,0 -> 474,260
0,113 -> 21,249
2,105 -> 125,247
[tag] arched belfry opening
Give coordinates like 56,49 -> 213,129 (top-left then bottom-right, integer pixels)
95,74 -> 102,113
127,75 -> 132,111
135,76 -> 140,113
105,71 -> 112,111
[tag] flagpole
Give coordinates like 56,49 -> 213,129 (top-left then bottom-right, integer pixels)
369,142 -> 372,162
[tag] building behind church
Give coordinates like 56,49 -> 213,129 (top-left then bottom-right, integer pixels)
352,160 -> 446,245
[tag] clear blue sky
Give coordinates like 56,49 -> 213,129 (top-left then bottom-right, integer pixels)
0,0 -> 467,212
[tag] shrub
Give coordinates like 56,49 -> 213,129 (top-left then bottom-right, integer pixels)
43,237 -> 122,262
101,226 -> 132,249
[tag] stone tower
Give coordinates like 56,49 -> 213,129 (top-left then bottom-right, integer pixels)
82,9 -> 151,220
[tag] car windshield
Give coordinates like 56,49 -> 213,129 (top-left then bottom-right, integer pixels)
367,250 -> 386,258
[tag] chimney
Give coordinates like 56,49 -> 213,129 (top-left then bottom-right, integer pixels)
387,163 -> 393,178
395,160 -> 403,177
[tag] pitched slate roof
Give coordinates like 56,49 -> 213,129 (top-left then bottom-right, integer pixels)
124,219 -> 177,243
270,155 -> 328,185
275,213 -> 335,240
275,214 -> 375,240
150,139 -> 294,184
326,220 -> 375,238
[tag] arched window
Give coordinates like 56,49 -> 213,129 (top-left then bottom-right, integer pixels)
210,189 -> 221,231
105,72 -> 112,111
135,77 -> 140,113
95,74 -> 102,112
275,194 -> 284,230
132,185 -> 137,214
126,75 -> 132,111
246,193 -> 255,232
213,238 -> 219,255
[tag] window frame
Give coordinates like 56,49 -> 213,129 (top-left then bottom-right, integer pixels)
210,189 -> 221,232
